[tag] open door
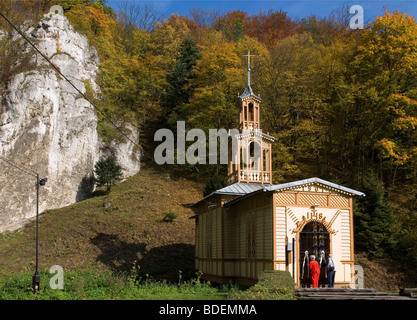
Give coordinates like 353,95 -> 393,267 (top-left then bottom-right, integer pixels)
299,221 -> 330,287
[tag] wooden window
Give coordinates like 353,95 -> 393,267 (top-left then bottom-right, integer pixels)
247,212 -> 256,258
248,103 -> 254,121
263,149 -> 270,171
206,213 -> 212,259
240,146 -> 247,170
249,141 -> 261,171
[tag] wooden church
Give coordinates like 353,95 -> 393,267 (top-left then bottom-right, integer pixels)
190,52 -> 365,288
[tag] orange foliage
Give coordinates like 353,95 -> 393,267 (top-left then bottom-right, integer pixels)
245,10 -> 302,47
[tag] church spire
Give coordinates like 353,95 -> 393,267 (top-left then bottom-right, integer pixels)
240,50 -> 261,100
244,50 -> 254,88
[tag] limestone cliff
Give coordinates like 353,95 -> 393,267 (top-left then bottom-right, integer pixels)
0,12 -> 140,232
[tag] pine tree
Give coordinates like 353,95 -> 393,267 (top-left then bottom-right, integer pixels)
354,174 -> 396,257
203,174 -> 228,197
94,157 -> 123,192
161,34 -> 201,125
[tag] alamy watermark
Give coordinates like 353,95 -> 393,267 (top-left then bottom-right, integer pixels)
154,121 -> 263,166
49,265 -> 64,290
351,265 -> 364,288
350,5 -> 364,30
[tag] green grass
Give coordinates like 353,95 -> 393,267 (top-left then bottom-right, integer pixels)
0,270 -> 239,300
228,271 -> 294,300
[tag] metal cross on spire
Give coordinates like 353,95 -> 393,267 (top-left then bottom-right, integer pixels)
244,50 -> 255,87
244,50 -> 255,70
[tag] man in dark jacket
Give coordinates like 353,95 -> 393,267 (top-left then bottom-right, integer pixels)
327,254 -> 336,288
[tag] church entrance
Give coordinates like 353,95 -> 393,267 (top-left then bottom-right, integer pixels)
298,221 -> 330,287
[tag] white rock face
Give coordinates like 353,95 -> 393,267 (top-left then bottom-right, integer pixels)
99,122 -> 142,179
0,13 -> 140,232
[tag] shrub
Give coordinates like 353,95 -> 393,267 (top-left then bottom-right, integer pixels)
162,211 -> 177,222
228,270 -> 294,300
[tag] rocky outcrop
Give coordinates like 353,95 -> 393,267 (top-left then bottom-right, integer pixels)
0,12 -> 140,232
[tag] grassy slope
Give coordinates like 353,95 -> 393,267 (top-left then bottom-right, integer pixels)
0,164 -> 204,282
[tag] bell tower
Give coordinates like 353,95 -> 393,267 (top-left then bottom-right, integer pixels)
240,51 -> 261,131
228,51 -> 276,184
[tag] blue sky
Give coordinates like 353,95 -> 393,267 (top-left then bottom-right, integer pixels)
106,1 -> 417,23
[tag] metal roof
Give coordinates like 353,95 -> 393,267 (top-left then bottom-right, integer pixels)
189,182 -> 273,207
263,177 -> 366,197
239,85 -> 262,101
190,177 -> 365,209
216,182 -> 273,195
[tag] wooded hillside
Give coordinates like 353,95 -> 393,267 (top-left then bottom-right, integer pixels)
1,1 -> 417,271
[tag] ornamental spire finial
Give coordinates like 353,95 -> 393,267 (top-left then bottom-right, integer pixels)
243,50 -> 255,87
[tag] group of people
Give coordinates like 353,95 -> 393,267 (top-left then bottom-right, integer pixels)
309,254 -> 336,288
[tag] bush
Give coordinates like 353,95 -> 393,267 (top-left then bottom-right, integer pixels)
228,271 -> 294,300
162,211 -> 177,222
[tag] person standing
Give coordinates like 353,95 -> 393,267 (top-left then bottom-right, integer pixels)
309,255 -> 320,288
327,254 -> 336,288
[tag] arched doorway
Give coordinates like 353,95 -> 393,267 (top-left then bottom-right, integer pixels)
299,221 -> 330,287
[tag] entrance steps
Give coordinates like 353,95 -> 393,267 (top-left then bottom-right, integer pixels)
295,288 -> 417,300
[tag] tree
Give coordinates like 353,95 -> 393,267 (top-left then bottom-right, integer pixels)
246,9 -> 301,47
203,174 -> 228,197
186,30 -> 242,130
213,10 -> 248,41
160,34 -> 201,125
349,9 -> 417,185
258,32 -> 325,180
354,173 -> 396,257
353,9 -> 417,97
116,0 -> 162,32
94,157 -> 123,192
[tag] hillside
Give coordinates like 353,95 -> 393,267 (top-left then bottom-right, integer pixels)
355,252 -> 417,292
0,164 -> 204,282
1,162 -> 417,291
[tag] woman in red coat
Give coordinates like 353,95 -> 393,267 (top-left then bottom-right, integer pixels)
309,255 -> 320,288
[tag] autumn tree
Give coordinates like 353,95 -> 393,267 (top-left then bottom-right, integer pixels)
213,10 -> 248,42
350,10 -> 417,186
245,9 -> 302,47
258,32 -> 325,181
186,30 -> 242,131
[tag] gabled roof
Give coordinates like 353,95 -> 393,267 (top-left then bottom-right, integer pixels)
224,177 -> 365,207
263,177 -> 365,197
191,177 -> 364,209
190,178 -> 365,207
226,178 -> 365,208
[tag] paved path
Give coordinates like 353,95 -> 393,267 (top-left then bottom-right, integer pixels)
295,288 -> 417,300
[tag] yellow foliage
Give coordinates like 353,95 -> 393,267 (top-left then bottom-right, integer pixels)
374,138 -> 409,165
393,116 -> 417,132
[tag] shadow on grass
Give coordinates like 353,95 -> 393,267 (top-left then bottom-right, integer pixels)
90,233 -> 195,282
